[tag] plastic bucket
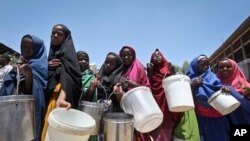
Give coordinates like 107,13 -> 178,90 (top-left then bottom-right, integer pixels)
162,74 -> 195,112
0,95 -> 35,141
208,90 -> 240,115
45,108 -> 96,141
78,101 -> 105,135
120,86 -> 163,133
103,112 -> 134,141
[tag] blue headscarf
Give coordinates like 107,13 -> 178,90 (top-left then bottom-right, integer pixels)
22,34 -> 48,141
186,55 -> 223,107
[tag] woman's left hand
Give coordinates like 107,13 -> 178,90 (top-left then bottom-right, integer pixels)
125,78 -> 138,88
242,85 -> 250,99
56,89 -> 71,110
113,83 -> 123,95
221,86 -> 231,94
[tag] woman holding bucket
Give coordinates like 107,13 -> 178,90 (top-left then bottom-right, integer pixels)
117,46 -> 150,141
88,52 -> 128,141
186,54 -> 232,141
41,24 -> 82,141
77,50 -> 105,141
147,49 -> 199,141
0,35 -> 48,141
216,58 -> 250,125
91,52 -> 126,111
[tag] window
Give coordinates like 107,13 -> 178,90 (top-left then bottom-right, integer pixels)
234,48 -> 244,62
244,42 -> 250,58
242,29 -> 250,43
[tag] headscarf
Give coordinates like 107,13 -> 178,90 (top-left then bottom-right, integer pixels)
76,51 -> 92,75
186,54 -> 223,117
47,24 -> 82,108
119,46 -> 150,88
98,52 -> 125,99
216,58 -> 250,95
77,51 -> 90,68
150,49 -> 170,113
0,34 -> 48,141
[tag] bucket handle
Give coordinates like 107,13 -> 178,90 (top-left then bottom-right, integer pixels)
15,66 -> 20,96
208,91 -> 221,103
77,81 -> 109,106
78,89 -> 85,107
179,77 -> 185,82
78,81 -> 113,111
98,82 -> 108,100
12,66 -> 21,105
162,72 -> 171,81
98,82 -> 113,111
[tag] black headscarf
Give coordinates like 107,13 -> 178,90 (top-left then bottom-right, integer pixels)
98,52 -> 127,112
76,51 -> 90,71
47,24 -> 82,108
98,52 -> 126,99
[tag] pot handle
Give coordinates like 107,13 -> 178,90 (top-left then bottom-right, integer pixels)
15,66 -> 20,95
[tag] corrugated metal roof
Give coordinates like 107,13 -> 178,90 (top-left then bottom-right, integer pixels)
0,43 -> 20,56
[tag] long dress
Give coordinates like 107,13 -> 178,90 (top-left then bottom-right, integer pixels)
148,50 -> 183,141
41,25 -> 82,141
186,55 -> 229,141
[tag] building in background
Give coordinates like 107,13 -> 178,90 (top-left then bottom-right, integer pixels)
0,43 -> 19,55
209,16 -> 250,81
0,43 -> 20,64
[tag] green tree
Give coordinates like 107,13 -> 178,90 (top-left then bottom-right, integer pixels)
2,52 -> 18,65
173,65 -> 181,74
181,61 -> 189,74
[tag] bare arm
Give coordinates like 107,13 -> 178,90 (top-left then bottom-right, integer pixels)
56,89 -> 71,110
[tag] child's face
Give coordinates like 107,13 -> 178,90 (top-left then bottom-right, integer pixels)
120,48 -> 134,66
152,51 -> 162,65
78,53 -> 89,72
104,54 -> 117,74
198,58 -> 209,73
21,37 -> 34,60
217,59 -> 232,78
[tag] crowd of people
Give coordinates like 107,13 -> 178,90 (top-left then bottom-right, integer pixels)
0,24 -> 250,141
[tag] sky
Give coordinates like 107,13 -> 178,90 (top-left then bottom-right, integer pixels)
0,0 -> 250,69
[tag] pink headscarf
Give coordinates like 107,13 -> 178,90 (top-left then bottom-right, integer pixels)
119,46 -> 150,88
217,58 -> 250,95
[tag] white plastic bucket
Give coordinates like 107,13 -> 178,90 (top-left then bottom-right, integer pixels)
208,90 -> 240,115
45,108 -> 96,141
162,74 -> 195,112
120,86 -> 163,133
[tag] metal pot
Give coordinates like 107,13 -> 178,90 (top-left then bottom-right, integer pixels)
0,95 -> 35,141
103,112 -> 134,141
78,101 -> 106,135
